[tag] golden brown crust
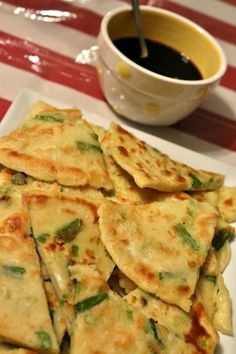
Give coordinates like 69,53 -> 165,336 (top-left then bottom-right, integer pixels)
0,111 -> 113,190
107,123 -> 224,192
98,199 -> 218,312
70,291 -> 162,354
125,288 -> 219,354
0,191 -> 59,353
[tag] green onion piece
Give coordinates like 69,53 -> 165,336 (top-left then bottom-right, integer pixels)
71,244 -> 79,257
147,318 -> 164,348
11,172 -> 27,185
189,173 -> 202,189
76,141 -> 103,153
35,114 -> 64,123
74,292 -> 108,316
175,223 -> 200,251
3,265 -> 26,278
36,233 -> 50,244
56,218 -> 82,242
126,309 -> 133,320
212,228 -> 235,251
35,330 -> 52,350
0,187 -> 11,194
158,271 -> 174,280
202,274 -> 217,283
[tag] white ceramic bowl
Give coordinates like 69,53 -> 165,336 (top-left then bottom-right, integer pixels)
97,6 -> 227,126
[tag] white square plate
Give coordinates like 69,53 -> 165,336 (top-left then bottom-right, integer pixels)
1,88 -> 235,353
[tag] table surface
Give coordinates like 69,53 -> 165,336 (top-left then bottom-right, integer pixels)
0,0 -> 235,167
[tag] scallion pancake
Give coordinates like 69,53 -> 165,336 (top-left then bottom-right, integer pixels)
26,190 -> 114,326
70,290 -> 165,354
125,288 -> 219,354
107,123 -> 224,192
98,199 -> 218,311
0,108 -> 112,190
0,189 -> 59,353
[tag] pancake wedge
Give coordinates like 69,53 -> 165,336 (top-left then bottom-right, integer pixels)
99,130 -> 164,203
0,167 -> 105,202
69,264 -> 165,354
196,249 -> 233,336
0,107 -> 112,190
97,125 -> 193,204
0,189 -> 59,353
0,167 -> 59,194
107,123 -> 224,192
21,102 -> 83,128
25,190 -> 114,328
125,288 -> 219,354
70,290 -> 165,354
98,199 -> 218,311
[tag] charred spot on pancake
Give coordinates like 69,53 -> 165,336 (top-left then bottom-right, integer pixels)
175,175 -> 187,184
140,296 -> 148,307
4,214 -> 23,231
185,302 -> 210,354
119,239 -> 129,246
118,146 -> 129,157
223,198 -> 233,207
136,264 -> 155,282
137,140 -> 147,151
176,285 -> 190,295
45,236 -> 65,252
188,260 -> 197,268
85,249 -> 96,262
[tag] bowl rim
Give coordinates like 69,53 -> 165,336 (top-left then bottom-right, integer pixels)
100,5 -> 227,86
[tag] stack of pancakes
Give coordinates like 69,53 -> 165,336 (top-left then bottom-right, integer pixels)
0,101 -> 234,354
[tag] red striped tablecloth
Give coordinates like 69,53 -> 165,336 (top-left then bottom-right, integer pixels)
0,0 -> 235,166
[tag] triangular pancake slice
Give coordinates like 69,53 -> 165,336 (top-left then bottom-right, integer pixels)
196,248 -> 233,336
98,199 -> 218,311
70,288 -> 165,354
93,124 -> 194,204
107,123 -> 224,192
0,189 -> 59,353
25,190 -> 115,328
18,101 -> 82,129
124,288 -> 219,354
99,129 -> 169,204
65,263 -> 165,354
0,104 -> 112,190
0,167 -> 105,202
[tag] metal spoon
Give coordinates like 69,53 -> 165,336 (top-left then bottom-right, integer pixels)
131,0 -> 148,58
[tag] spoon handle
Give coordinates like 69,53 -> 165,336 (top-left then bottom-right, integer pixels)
131,0 -> 148,58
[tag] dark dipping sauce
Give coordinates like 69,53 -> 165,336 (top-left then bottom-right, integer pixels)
113,37 -> 203,81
